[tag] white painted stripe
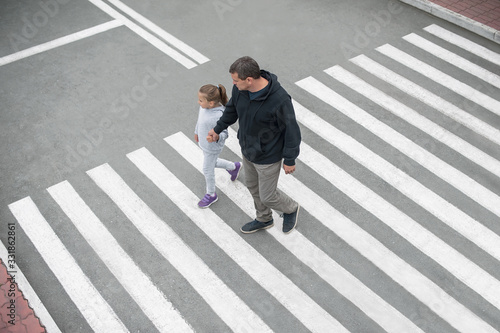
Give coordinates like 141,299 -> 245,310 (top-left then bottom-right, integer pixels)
0,20 -> 122,67
8,197 -> 128,333
403,33 -> 500,89
224,112 -> 497,333
0,242 -> 62,333
126,147 -> 347,333
298,76 -> 500,225
47,181 -> 193,333
377,44 -> 500,116
327,65 -> 500,178
105,0 -> 209,64
350,55 -> 500,147
424,24 -> 500,66
88,0 -> 197,69
299,140 -> 500,311
165,132 -> 423,333
292,96 -> 500,267
86,165 -> 272,333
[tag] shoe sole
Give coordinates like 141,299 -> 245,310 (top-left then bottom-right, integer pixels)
198,196 -> 218,209
283,205 -> 300,234
240,223 -> 274,234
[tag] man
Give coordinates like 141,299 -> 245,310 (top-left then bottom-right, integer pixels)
207,56 -> 301,234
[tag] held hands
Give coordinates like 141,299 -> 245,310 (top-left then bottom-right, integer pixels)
207,128 -> 219,143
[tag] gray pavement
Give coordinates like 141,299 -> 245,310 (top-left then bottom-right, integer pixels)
1,0 -> 500,332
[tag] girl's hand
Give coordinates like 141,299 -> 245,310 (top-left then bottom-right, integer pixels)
194,134 -> 199,142
207,129 -> 219,142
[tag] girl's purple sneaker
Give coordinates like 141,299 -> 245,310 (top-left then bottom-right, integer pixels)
198,193 -> 218,208
228,162 -> 242,181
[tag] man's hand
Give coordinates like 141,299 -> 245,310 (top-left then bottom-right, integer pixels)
194,134 -> 199,142
207,128 -> 219,143
283,164 -> 295,175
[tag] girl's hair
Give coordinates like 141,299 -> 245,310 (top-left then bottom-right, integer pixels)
199,84 -> 228,106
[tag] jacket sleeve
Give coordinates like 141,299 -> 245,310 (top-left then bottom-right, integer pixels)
278,98 -> 301,166
214,85 -> 239,134
218,128 -> 229,142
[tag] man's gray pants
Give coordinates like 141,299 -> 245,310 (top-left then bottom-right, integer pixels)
243,157 -> 298,223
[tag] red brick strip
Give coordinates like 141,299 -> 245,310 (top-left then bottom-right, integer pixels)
427,0 -> 500,30
0,259 -> 46,333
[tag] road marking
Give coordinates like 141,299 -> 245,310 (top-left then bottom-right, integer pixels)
0,242 -> 62,333
47,181 -> 194,333
327,65 -> 500,178
291,95 -> 500,266
298,139 -> 500,311
89,0 -> 198,68
297,76 -> 500,220
0,20 -> 123,67
8,197 -> 128,333
225,116 -> 497,333
403,33 -> 500,89
127,147 -> 347,333
424,24 -> 500,66
105,0 -> 209,64
377,44 -> 500,116
350,54 -> 500,147
87,164 -> 272,333
165,131 -> 424,333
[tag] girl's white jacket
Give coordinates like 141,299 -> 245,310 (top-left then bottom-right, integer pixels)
194,105 -> 229,153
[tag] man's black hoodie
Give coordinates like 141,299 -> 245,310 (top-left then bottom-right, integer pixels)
214,70 -> 301,166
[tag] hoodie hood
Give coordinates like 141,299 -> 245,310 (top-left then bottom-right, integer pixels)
213,70 -> 301,165
248,70 -> 280,101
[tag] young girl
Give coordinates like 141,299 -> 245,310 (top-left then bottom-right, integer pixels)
194,84 -> 242,208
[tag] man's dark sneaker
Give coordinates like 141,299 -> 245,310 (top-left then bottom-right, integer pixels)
283,205 -> 300,234
198,193 -> 218,208
240,219 -> 274,234
228,162 -> 242,181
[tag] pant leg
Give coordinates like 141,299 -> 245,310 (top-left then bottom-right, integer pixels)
215,158 -> 235,170
203,151 -> 218,195
254,160 -> 298,215
243,157 -> 273,222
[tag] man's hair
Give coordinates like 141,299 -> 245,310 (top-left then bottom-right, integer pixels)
229,56 -> 261,80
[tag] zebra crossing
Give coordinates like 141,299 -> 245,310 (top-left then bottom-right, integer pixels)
6,24 -> 500,332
